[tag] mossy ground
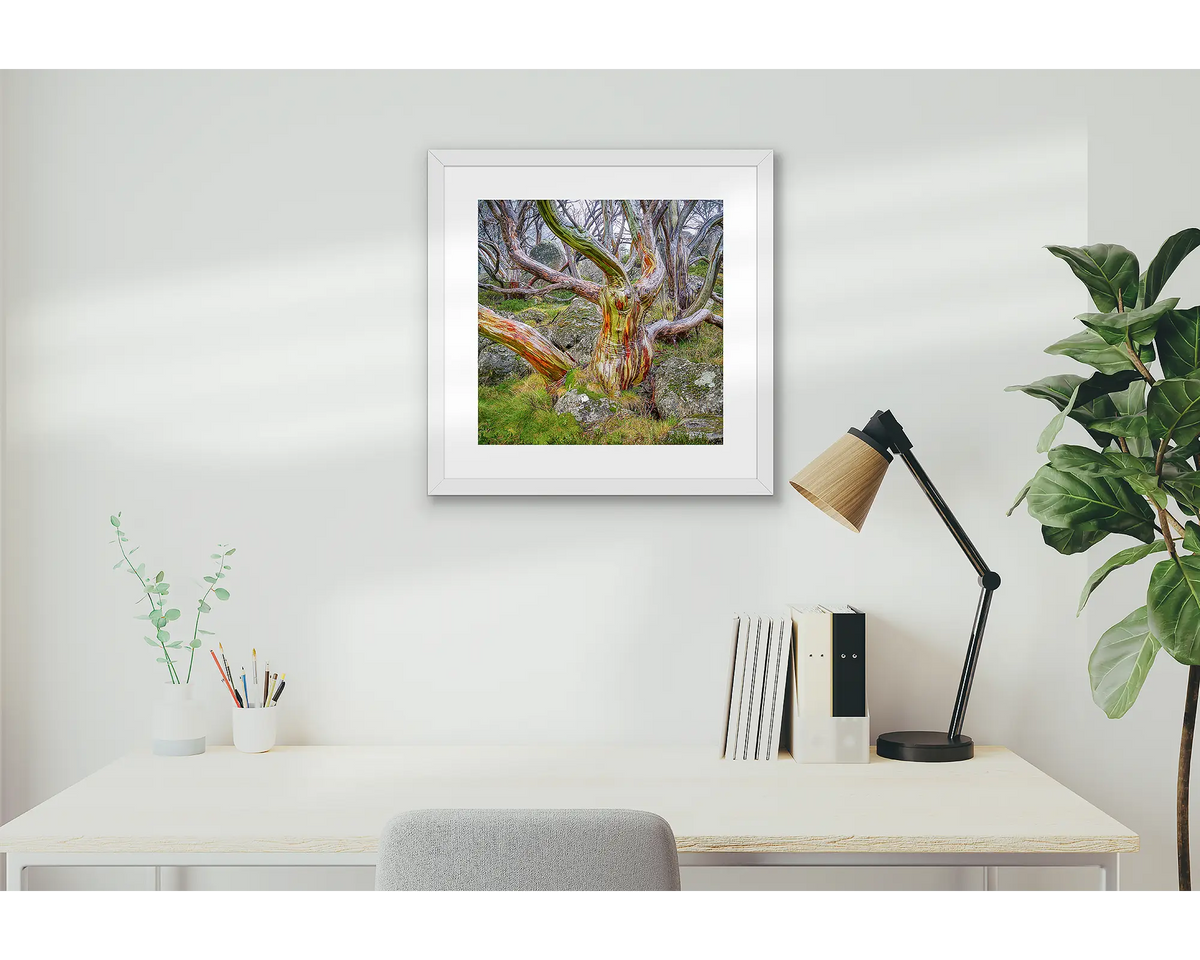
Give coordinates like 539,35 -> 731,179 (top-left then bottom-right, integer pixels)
477,292 -> 721,445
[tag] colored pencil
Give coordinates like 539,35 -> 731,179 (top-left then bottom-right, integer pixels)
271,675 -> 286,705
210,649 -> 239,705
241,671 -> 249,707
219,643 -> 234,687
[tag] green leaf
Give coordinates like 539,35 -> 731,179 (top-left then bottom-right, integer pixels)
1086,414 -> 1150,442
136,563 -> 145,576
1048,243 -> 1140,313
1043,524 -> 1108,555
1078,541 -> 1168,614
166,641 -> 183,648
1007,478 -> 1035,517
1148,555 -> 1200,664
214,587 -> 230,601
199,601 -> 211,613
225,548 -> 236,556
204,576 -> 218,583
1088,607 -> 1160,718
1127,472 -> 1168,508
153,583 -> 170,594
1045,329 -> 1155,375
1156,307 -> 1200,379
110,515 -> 121,527
1165,472 -> 1200,515
1026,463 -> 1156,542
210,554 -> 221,559
223,565 -> 231,570
153,616 -> 167,628
1078,299 -> 1178,347
1048,444 -> 1143,478
113,560 -> 125,570
155,571 -> 164,583
190,639 -> 202,648
134,614 -> 152,621
1037,383 -> 1081,453
1148,378 -> 1200,446
1143,228 -> 1200,307
165,608 -> 180,621
198,629 -> 215,635
144,636 -> 159,646
1185,522 -> 1200,553
157,629 -> 170,643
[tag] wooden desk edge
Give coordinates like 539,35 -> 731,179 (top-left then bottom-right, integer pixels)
0,833 -> 1141,855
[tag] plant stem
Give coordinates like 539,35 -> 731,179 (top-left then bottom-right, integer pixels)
1180,665 -> 1199,890
1125,338 -> 1156,385
1159,504 -> 1180,560
117,530 -> 177,683
187,552 -> 225,683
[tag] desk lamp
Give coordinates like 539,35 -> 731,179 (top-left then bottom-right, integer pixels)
789,409 -> 1000,762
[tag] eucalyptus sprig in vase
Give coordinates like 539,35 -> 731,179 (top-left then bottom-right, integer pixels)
1008,228 -> 1200,889
110,513 -> 235,755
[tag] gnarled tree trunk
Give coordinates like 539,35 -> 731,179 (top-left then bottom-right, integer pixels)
478,198 -> 722,397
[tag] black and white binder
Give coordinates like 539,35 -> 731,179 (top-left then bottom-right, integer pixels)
827,605 -> 866,717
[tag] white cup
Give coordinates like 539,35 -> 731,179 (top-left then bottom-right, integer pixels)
232,704 -> 279,753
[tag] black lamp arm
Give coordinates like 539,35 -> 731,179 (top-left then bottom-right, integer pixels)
862,409 -> 1001,741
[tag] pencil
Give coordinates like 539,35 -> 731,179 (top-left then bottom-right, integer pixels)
268,672 -> 278,705
219,643 -> 234,687
263,661 -> 270,708
241,671 -> 249,707
210,649 -> 239,705
271,674 -> 286,705
252,649 -> 258,689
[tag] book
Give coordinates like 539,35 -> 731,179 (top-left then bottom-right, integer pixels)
739,614 -> 768,763
827,604 -> 866,717
764,616 -> 792,759
733,615 -> 759,761
750,618 -> 776,759
791,605 -> 832,717
722,616 -> 746,759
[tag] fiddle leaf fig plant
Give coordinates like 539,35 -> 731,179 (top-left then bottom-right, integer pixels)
1009,228 -> 1200,890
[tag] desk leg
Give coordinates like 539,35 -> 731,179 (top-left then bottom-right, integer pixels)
983,866 -> 1000,890
6,856 -> 27,892
1099,854 -> 1120,891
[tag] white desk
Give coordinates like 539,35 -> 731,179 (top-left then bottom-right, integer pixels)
0,745 -> 1137,890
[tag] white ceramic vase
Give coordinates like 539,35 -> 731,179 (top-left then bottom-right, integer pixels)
152,682 -> 206,756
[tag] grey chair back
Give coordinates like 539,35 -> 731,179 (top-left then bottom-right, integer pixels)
374,808 -> 681,891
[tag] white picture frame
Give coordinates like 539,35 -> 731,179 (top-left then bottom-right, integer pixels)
428,149 -> 773,495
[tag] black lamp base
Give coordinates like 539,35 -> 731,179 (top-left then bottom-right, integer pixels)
876,730 -> 974,762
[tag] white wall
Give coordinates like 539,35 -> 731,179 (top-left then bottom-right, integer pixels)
1,69 -> 1187,890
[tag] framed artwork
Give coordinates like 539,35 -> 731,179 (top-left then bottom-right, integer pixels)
428,149 -> 773,495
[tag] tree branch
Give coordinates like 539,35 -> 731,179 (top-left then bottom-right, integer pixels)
494,201 -> 601,302
648,308 -> 724,341
537,200 -> 629,287
682,238 -> 723,316
478,306 -> 578,382
478,281 -> 574,298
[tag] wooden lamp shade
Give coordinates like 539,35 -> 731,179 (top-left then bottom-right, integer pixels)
789,432 -> 891,533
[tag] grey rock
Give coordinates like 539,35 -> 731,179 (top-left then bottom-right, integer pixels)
545,299 -> 602,362
530,241 -> 565,270
574,259 -> 605,283
666,415 -> 724,445
553,388 -> 620,431
515,307 -> 548,326
652,357 -> 723,419
478,342 -> 532,384
478,333 -> 489,352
